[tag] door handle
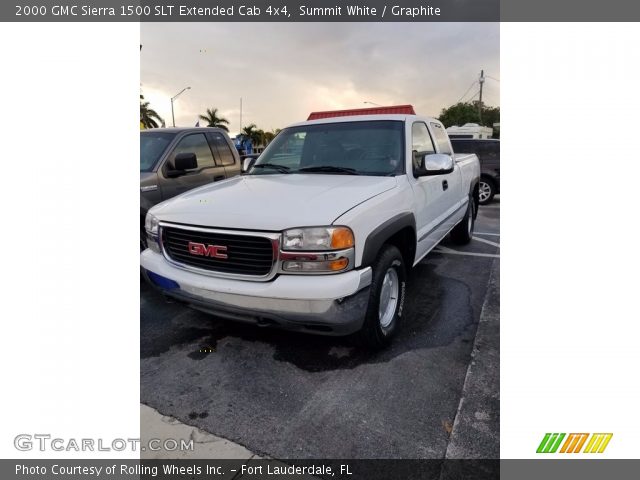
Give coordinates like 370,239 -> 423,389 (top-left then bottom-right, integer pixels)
442,180 -> 448,191
214,175 -> 225,181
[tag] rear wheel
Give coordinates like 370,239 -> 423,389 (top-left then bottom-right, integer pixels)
357,245 -> 407,349
478,178 -> 495,205
450,197 -> 475,245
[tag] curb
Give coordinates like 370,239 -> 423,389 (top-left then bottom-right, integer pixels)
444,258 -> 500,459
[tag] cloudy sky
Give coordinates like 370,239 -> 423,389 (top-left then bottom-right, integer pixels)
141,23 -> 499,135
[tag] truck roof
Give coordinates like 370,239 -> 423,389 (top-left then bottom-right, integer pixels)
140,127 -> 228,134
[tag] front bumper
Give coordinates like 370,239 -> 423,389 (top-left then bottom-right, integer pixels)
140,249 -> 372,336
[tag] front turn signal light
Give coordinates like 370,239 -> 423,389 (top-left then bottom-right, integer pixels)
331,227 -> 355,249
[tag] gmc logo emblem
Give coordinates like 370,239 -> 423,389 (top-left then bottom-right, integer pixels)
188,242 -> 228,259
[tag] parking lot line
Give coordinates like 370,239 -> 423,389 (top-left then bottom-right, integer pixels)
473,236 -> 500,248
434,245 -> 500,259
474,232 -> 500,237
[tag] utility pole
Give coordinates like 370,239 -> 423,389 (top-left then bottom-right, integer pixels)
239,97 -> 242,134
478,69 -> 485,123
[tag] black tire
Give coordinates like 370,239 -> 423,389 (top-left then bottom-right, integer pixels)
356,244 -> 407,349
478,177 -> 495,205
450,197 -> 475,245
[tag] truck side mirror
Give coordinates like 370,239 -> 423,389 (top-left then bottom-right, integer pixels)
166,153 -> 198,177
417,153 -> 454,176
174,152 -> 198,170
242,156 -> 257,173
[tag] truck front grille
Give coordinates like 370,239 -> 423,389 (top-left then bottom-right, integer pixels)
161,226 -> 276,278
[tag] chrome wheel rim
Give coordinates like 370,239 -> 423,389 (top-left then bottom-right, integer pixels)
479,182 -> 492,202
379,268 -> 399,328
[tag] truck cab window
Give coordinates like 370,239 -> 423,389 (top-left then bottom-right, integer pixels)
210,133 -> 236,166
430,122 -> 453,155
411,122 -> 435,175
171,133 -> 215,169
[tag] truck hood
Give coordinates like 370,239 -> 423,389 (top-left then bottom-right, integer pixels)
150,174 -> 397,231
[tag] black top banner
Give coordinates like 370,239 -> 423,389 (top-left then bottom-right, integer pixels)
8,1 -> 498,22
5,0 -> 640,22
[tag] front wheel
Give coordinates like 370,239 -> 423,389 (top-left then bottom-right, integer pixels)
357,245 -> 407,349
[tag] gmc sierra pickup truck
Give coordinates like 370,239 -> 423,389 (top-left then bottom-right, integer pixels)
141,106 -> 480,348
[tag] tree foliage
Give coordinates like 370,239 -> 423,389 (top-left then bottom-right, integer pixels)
263,129 -> 279,144
438,101 -> 500,130
241,124 -> 264,146
140,95 -> 164,129
199,108 -> 230,131
237,125 -> 280,147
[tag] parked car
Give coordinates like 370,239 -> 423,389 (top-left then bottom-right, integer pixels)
141,106 -> 480,348
140,128 -> 241,249
450,138 -> 499,205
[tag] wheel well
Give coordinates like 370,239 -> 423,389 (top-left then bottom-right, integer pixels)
383,227 -> 416,269
472,181 -> 480,217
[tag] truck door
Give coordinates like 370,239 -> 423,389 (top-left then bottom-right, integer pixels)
158,132 -> 227,200
411,121 -> 449,257
429,122 -> 464,232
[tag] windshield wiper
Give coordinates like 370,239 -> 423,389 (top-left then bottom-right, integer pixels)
297,166 -> 359,175
251,163 -> 291,174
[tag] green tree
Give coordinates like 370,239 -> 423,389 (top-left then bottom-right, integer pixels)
241,123 -> 264,146
263,129 -> 280,145
480,104 -> 500,132
255,128 -> 267,147
199,108 -> 230,131
140,95 -> 164,129
438,101 -> 500,131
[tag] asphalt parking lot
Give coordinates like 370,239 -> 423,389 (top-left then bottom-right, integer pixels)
140,198 -> 499,459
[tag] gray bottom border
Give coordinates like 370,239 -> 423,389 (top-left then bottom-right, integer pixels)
4,459 -> 640,480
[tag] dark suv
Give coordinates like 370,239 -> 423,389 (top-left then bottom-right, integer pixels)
140,128 -> 241,249
451,139 -> 500,205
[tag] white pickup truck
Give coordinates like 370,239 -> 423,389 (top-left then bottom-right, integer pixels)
141,107 -> 480,348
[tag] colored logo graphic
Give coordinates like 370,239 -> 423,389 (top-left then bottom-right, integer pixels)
536,433 -> 612,453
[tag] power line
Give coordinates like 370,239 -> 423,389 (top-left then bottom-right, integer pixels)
467,90 -> 481,102
486,75 -> 500,82
457,80 -> 478,104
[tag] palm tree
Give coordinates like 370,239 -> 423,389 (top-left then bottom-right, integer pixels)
255,128 -> 266,147
263,129 -> 280,145
140,96 -> 163,129
199,108 -> 230,131
241,124 -> 264,147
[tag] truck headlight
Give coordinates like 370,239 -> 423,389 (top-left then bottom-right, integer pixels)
280,226 -> 354,274
281,226 -> 354,251
144,213 -> 161,253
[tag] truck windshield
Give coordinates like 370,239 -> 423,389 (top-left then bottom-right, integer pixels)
140,131 -> 176,172
250,120 -> 404,176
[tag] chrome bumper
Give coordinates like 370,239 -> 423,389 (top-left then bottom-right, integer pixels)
141,250 -> 372,336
